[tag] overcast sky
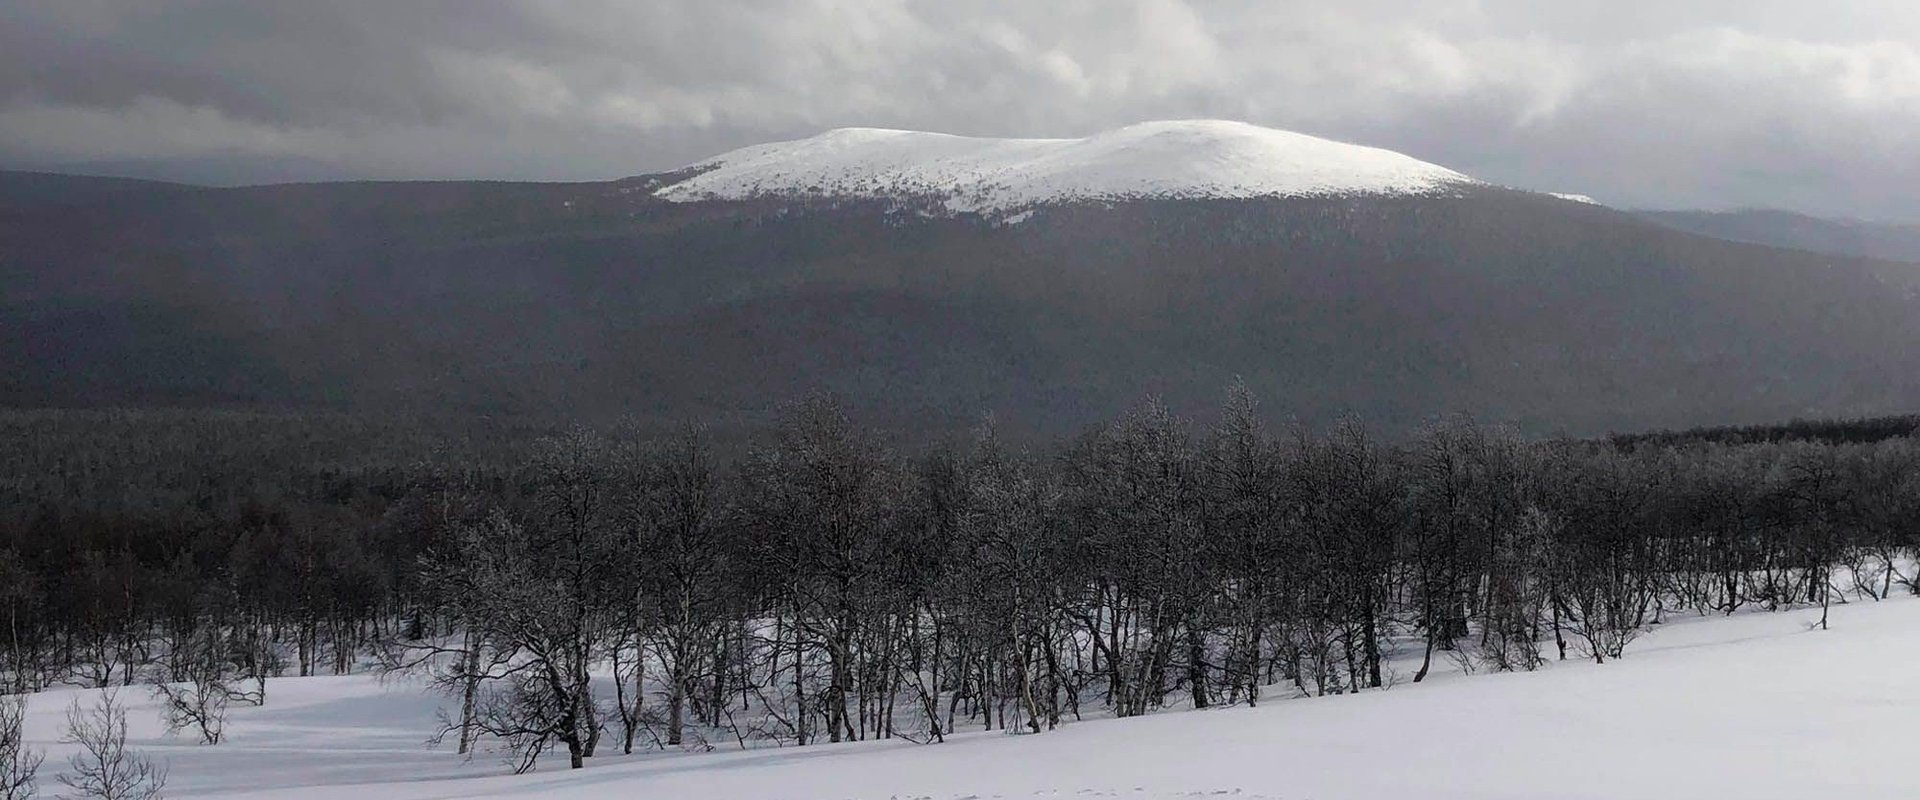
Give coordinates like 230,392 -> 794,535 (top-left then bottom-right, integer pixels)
4,1 -> 1919,218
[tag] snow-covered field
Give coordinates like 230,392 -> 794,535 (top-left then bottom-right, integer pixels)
14,594 -> 1916,799
655,120 -> 1478,213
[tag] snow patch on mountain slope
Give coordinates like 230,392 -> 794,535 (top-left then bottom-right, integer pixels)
655,120 -> 1479,213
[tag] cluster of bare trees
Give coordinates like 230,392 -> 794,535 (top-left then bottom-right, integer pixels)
0,411 -> 472,696
2,400 -> 1916,773
1,694 -> 38,800
393,393 -> 1917,770
0,690 -> 168,800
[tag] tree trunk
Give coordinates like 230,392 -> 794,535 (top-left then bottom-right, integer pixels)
667,662 -> 686,746
457,636 -> 481,755
1186,627 -> 1209,709
1412,627 -> 1436,683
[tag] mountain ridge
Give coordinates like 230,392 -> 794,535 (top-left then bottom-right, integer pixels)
1636,207 -> 1920,263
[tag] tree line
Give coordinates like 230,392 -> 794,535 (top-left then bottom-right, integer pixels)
2,394 -> 1917,775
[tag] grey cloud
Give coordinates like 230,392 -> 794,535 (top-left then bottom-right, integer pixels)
3,1 -> 1918,217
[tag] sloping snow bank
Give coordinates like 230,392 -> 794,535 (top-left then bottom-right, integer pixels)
15,594 -> 1917,799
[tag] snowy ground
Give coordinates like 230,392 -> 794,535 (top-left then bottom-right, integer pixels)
16,594 -> 1918,799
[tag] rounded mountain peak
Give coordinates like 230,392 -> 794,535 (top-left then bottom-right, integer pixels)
656,120 -> 1477,213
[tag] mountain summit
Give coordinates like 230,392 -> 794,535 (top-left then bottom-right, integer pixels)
655,120 -> 1478,212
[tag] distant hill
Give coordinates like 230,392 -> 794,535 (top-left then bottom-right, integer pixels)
1637,208 -> 1920,263
0,170 -> 197,211
18,152 -> 358,187
6,124 -> 1920,437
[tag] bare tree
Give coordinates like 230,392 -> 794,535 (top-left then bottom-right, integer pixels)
0,553 -> 42,696
57,692 -> 165,800
417,505 -> 611,772
620,425 -> 732,751
737,396 -> 904,744
956,421 -> 1062,733
1,693 -> 41,800
225,620 -> 279,707
150,630 -> 231,746
1201,381 -> 1286,707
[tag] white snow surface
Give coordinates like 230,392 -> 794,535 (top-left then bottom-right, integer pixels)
14,595 -> 1920,799
655,120 -> 1479,213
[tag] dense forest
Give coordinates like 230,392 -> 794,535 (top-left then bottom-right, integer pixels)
2,395 -> 1916,773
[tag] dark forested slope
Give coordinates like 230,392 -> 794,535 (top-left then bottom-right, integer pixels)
5,171 -> 1919,436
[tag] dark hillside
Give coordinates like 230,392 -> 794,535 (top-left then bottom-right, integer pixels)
6,177 -> 1919,436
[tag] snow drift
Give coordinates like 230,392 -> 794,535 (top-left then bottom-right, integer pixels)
655,120 -> 1479,212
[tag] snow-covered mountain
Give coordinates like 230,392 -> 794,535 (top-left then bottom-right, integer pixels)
655,120 -> 1478,212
